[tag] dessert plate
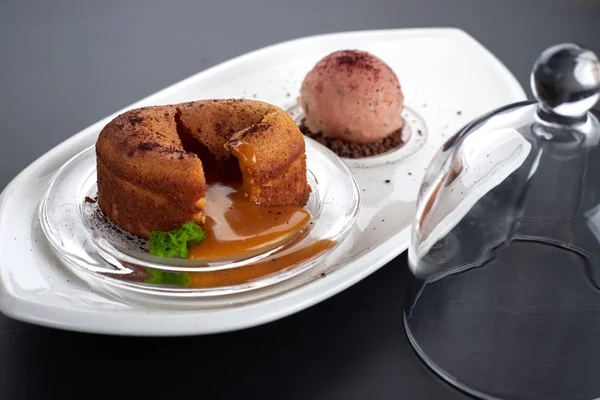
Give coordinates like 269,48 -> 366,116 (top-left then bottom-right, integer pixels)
0,28 -> 526,335
40,139 -> 359,297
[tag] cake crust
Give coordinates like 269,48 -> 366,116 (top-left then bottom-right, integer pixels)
96,99 -> 310,239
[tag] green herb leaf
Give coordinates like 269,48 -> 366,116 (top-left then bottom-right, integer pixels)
148,221 -> 206,259
144,268 -> 189,287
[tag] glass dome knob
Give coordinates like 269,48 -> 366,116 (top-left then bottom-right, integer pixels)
531,43 -> 600,118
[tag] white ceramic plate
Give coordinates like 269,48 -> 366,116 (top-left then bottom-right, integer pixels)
0,28 -> 526,336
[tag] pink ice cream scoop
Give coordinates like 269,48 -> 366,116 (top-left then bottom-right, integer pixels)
299,50 -> 404,144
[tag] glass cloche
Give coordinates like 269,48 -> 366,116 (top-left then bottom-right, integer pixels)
405,44 -> 600,399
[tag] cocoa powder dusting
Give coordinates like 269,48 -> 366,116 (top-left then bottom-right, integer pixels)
332,50 -> 377,72
138,142 -> 158,151
128,115 -> 144,124
214,122 -> 224,137
299,119 -> 404,159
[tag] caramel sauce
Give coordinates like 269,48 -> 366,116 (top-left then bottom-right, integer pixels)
188,183 -> 311,260
230,143 -> 257,198
188,239 -> 335,288
187,142 -> 312,261
182,140 -> 328,286
231,143 -> 256,167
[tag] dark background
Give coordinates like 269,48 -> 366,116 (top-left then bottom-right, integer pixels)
1,1 -> 599,399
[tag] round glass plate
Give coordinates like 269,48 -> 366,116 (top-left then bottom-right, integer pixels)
39,138 -> 360,297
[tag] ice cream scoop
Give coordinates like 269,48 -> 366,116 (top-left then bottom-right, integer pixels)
299,50 -> 404,144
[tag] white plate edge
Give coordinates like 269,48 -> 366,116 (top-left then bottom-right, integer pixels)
0,27 -> 527,335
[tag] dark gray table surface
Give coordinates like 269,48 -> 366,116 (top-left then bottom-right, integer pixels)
1,1 -> 599,399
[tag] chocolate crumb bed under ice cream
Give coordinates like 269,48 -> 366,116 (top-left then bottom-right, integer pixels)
299,119 -> 403,158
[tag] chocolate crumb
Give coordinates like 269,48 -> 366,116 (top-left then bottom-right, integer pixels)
320,272 -> 326,277
299,118 -> 404,158
408,172 -> 412,176
385,179 -> 391,183
84,196 -> 96,204
277,211 -> 282,215
417,130 -> 423,136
